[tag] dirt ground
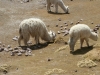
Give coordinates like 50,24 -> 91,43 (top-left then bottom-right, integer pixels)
0,0 -> 100,75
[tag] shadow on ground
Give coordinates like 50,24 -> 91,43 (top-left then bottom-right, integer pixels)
19,42 -> 54,50
72,45 -> 93,55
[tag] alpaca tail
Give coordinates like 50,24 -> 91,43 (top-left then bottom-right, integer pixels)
58,1 -> 69,13
18,27 -> 23,46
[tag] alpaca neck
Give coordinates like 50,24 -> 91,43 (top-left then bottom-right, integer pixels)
89,32 -> 98,41
42,31 -> 52,42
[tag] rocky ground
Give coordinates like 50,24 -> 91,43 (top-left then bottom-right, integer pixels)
0,0 -> 100,75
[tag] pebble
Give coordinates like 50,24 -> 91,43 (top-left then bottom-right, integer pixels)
0,47 -> 4,52
25,52 -> 28,56
12,50 -> 19,53
61,31 -> 65,33
60,28 -> 63,30
65,24 -> 68,26
20,50 -> 26,53
60,25 -> 63,27
57,31 -> 61,34
4,48 -> 9,52
28,52 -> 32,56
2,44 -> 6,47
80,19 -> 83,21
14,47 -> 19,50
64,22 -> 67,24
17,52 -> 22,56
74,70 -> 77,72
8,48 -> 13,51
58,18 -> 61,21
7,45 -> 11,48
27,48 -> 31,50
56,24 -> 58,27
12,37 -> 18,41
10,52 -> 15,56
48,58 -> 51,61
91,22 -> 94,24
70,22 -> 73,25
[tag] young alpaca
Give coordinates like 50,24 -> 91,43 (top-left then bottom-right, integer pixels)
68,24 -> 98,53
46,0 -> 69,13
18,18 -> 56,46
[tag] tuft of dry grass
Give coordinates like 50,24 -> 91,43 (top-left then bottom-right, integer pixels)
0,64 -> 11,73
55,45 -> 68,52
54,36 -> 67,44
44,68 -> 66,75
77,59 -> 97,68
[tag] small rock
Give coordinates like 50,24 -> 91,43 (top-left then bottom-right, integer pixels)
48,58 -> 51,61
64,22 -> 67,24
64,27 -> 67,30
12,50 -> 19,53
58,18 -> 61,21
28,52 -> 32,56
70,22 -> 73,25
65,24 -> 68,26
57,31 -> 60,34
60,25 -> 63,27
61,31 -> 65,33
20,50 -> 26,53
25,52 -> 28,56
17,52 -> 22,56
91,22 -> 94,24
10,52 -> 15,56
12,37 -> 18,41
2,44 -> 6,47
0,47 -> 4,52
8,48 -> 13,51
56,24 -> 58,27
27,48 -> 31,50
60,28 -> 63,30
7,45 -> 11,48
80,19 -> 83,21
14,47 -> 19,50
75,70 -> 77,72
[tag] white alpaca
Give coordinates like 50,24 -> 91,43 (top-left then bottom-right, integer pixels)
18,18 -> 56,46
68,24 -> 98,52
46,0 -> 69,13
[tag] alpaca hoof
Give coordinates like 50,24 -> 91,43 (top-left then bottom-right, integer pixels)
70,50 -> 74,54
48,11 -> 51,13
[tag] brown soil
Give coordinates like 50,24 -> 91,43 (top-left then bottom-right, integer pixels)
0,0 -> 100,75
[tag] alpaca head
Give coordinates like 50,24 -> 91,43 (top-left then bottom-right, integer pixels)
48,30 -> 56,42
90,32 -> 98,41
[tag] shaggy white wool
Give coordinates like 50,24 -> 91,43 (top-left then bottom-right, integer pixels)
18,18 -> 56,46
68,24 -> 98,52
46,0 -> 69,13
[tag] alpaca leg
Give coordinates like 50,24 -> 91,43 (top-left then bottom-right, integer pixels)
80,38 -> 84,48
85,38 -> 89,47
46,0 -> 51,12
18,34 -> 23,46
58,1 -> 68,13
35,36 -> 40,45
23,34 -> 30,46
55,4 -> 58,13
69,37 -> 77,53
71,36 -> 78,52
